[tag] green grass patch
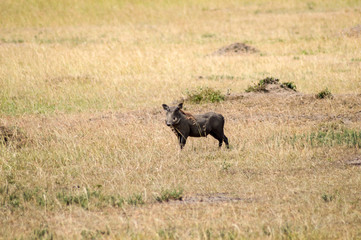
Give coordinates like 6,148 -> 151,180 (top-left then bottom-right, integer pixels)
249,77 -> 281,92
81,229 -> 110,239
282,81 -> 297,91
286,126 -> 361,148
245,77 -> 297,92
155,188 -> 183,203
157,226 -> 177,239
126,193 -> 144,206
33,225 -> 53,240
0,175 -> 49,210
316,88 -> 333,99
56,188 -> 126,209
186,87 -> 225,104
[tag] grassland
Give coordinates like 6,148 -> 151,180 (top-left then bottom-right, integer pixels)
1,0 -> 361,239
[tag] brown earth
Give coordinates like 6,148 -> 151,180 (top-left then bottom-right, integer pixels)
346,156 -> 361,166
169,193 -> 254,204
0,125 -> 27,147
212,42 -> 258,56
342,24 -> 361,37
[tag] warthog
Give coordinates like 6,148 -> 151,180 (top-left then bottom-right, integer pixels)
162,103 -> 229,149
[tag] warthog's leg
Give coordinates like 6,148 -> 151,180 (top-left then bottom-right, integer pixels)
209,130 -> 224,148
210,130 -> 229,149
176,132 -> 187,149
179,136 -> 187,149
223,135 -> 229,149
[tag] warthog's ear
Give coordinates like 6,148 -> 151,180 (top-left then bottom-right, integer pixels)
177,102 -> 183,110
162,104 -> 170,111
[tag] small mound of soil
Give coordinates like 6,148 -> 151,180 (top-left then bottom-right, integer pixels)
0,125 -> 27,147
263,83 -> 296,93
346,156 -> 361,166
245,77 -> 298,94
166,193 -> 254,204
212,42 -> 258,56
342,25 -> 361,37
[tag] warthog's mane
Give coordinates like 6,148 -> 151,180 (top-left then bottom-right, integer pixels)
179,109 -> 202,134
180,109 -> 195,120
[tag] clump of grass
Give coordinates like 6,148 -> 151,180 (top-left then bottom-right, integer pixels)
0,125 -> 28,148
280,223 -> 298,240
81,229 -> 110,239
155,188 -> 183,203
246,77 -> 297,92
158,226 -> 177,239
0,183 -> 48,210
245,77 -> 279,92
186,87 -> 225,104
316,88 -> 333,99
56,188 -> 125,209
56,190 -> 89,209
127,193 -> 144,206
286,125 -> 361,148
33,225 -> 53,240
321,194 -> 334,203
221,161 -> 232,171
281,81 -> 297,91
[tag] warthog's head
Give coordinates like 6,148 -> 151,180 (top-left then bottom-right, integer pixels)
162,103 -> 183,127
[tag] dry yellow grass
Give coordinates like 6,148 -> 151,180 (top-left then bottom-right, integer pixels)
1,0 -> 361,239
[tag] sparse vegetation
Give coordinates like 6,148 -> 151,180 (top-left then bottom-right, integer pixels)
186,87 -> 225,103
321,194 -> 334,203
155,188 -> 183,203
286,128 -> 361,148
245,77 -> 297,92
127,194 -> 145,206
281,81 -> 297,91
81,229 -> 110,240
0,125 -> 27,147
33,225 -> 53,240
316,88 -> 333,99
245,77 -> 280,92
1,0 -> 361,239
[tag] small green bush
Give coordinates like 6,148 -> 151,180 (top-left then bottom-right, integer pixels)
56,191 -> 89,209
33,225 -> 53,240
245,77 -> 297,93
127,194 -> 144,206
281,81 -> 297,91
56,188 -> 126,209
186,87 -> 225,104
245,77 -> 280,92
321,194 -> 334,202
81,229 -> 110,239
316,88 -> 333,99
155,188 -> 183,203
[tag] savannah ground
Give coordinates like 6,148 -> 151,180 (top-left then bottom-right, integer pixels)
1,0 -> 361,239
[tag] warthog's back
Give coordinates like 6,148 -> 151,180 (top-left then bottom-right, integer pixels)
188,112 -> 224,137
194,112 -> 224,126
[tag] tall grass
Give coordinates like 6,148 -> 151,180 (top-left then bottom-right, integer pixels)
1,0 -> 361,238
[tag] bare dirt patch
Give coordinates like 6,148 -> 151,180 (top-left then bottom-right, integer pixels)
0,125 -> 27,147
225,78 -> 299,101
212,42 -> 258,56
342,24 -> 361,37
167,193 -> 253,204
346,156 -> 361,166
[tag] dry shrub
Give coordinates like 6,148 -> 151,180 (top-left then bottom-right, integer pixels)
0,125 -> 27,147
